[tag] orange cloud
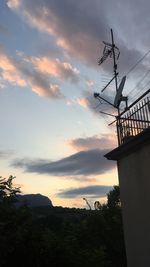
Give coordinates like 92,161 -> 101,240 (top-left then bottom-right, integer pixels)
77,98 -> 89,108
56,32 -> 99,64
7,0 -> 21,9
2,71 -> 26,87
0,54 -> 16,72
0,53 -> 26,87
0,45 -> 80,99
0,50 -> 63,99
30,57 -> 79,83
31,83 -> 62,98
7,1 -> 101,66
86,80 -> 94,87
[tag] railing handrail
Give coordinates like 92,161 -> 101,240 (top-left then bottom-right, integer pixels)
117,89 -> 150,118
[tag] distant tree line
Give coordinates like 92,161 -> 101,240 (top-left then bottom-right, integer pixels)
0,176 -> 127,267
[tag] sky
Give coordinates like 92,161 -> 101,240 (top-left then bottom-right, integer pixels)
1,0 -> 150,208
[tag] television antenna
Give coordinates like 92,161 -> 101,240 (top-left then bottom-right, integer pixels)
94,29 -> 128,114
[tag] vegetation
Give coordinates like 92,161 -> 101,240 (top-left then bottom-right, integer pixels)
0,176 -> 127,267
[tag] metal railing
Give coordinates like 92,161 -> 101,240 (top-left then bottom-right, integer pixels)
117,89 -> 150,145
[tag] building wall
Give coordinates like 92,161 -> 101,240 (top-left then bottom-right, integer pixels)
118,140 -> 150,267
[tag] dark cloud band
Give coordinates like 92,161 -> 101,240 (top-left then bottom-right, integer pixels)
12,149 -> 115,176
57,185 -> 112,198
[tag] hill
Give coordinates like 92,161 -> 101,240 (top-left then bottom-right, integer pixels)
15,193 -> 53,207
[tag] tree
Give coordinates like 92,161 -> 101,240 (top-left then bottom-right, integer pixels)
0,178 -> 127,267
0,175 -> 20,202
107,185 -> 121,209
94,201 -> 102,210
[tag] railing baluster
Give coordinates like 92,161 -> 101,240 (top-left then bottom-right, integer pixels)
132,109 -> 136,136
136,104 -> 141,135
143,99 -> 147,128
116,91 -> 150,145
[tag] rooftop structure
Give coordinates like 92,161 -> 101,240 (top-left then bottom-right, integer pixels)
116,89 -> 150,146
95,30 -> 150,267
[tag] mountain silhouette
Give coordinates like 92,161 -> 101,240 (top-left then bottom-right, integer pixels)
15,193 -> 53,207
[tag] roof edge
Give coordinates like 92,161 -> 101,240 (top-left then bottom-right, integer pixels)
104,128 -> 150,161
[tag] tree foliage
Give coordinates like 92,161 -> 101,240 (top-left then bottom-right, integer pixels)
0,175 -> 20,202
0,177 -> 127,267
107,185 -> 121,208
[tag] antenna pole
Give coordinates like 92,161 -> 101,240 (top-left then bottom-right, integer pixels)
111,29 -> 118,93
110,29 -> 120,144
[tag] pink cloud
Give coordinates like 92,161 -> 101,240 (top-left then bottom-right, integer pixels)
7,0 -> 104,65
0,54 -> 16,72
30,56 -> 79,83
2,71 -> 26,87
86,80 -> 94,87
0,50 -> 63,99
67,134 -> 117,152
77,97 -> 89,108
7,0 -> 145,76
0,47 -> 80,99
7,0 -> 21,9
0,53 -> 26,87
31,83 -> 62,99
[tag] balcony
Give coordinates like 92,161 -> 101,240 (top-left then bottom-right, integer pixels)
117,89 -> 150,145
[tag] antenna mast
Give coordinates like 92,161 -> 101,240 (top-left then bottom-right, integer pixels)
94,29 -> 127,113
111,29 -> 119,93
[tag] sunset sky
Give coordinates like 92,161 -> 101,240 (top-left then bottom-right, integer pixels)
1,0 -> 150,208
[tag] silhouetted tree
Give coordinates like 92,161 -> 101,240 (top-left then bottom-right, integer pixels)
107,185 -> 121,208
0,178 -> 126,267
0,175 -> 20,203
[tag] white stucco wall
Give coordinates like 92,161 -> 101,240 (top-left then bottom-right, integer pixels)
118,141 -> 150,267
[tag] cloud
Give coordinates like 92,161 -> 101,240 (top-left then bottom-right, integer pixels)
21,65 -> 63,98
0,50 -> 62,98
76,91 -> 98,112
30,56 -> 79,83
86,80 -> 94,88
67,134 -> 117,151
7,0 -> 20,9
0,53 -> 27,87
0,48 -> 79,99
12,149 -> 115,177
77,97 -> 89,109
0,150 -> 14,159
7,0 -> 105,65
77,89 -> 117,117
7,0 -> 148,74
2,71 -> 26,87
57,185 -> 112,198
64,176 -> 97,182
